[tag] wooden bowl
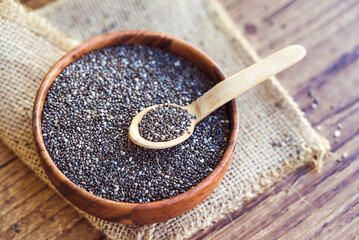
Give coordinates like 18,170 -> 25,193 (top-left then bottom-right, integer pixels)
33,30 -> 240,225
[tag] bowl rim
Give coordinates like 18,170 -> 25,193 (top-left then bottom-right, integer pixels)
32,30 -> 240,224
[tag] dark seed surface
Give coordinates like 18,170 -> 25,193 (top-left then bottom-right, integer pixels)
42,45 -> 230,203
139,104 -> 197,142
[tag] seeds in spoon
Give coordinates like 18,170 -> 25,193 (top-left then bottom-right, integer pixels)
139,105 -> 198,142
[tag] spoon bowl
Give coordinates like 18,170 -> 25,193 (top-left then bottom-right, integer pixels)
129,104 -> 198,149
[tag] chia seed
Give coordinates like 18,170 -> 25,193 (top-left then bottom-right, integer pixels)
308,89 -> 315,97
334,130 -> 341,138
42,45 -> 230,203
310,102 -> 318,109
139,104 -> 197,142
11,224 -> 20,230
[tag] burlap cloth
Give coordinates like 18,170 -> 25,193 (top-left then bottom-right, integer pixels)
0,0 -> 330,239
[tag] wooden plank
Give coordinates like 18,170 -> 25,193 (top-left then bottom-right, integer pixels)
0,141 -> 104,239
192,0 -> 359,239
223,0 -> 359,94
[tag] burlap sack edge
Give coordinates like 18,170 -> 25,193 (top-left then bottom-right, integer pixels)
1,0 -> 79,51
0,0 -> 76,182
209,0 -> 330,172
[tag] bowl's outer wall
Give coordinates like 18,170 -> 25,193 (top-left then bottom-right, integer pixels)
33,31 -> 240,225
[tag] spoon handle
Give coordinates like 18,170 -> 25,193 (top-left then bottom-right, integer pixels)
187,45 -> 307,121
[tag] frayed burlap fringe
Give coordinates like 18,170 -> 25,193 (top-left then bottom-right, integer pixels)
0,0 -> 330,239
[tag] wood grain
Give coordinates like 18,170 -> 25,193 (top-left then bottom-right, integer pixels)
32,30 -> 239,225
0,141 -> 104,240
193,0 -> 359,239
5,0 -> 358,239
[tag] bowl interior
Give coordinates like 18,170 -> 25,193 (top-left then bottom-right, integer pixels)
33,30 -> 239,225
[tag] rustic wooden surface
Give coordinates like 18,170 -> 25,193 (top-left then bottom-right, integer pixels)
1,0 -> 358,239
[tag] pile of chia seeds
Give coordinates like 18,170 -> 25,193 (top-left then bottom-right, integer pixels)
42,45 -> 230,203
139,104 -> 197,142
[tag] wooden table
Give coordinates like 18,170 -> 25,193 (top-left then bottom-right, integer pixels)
1,0 -> 358,239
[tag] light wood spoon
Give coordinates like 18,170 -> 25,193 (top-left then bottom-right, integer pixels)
129,45 -> 306,149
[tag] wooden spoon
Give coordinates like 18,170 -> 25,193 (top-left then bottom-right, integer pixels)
129,45 -> 306,149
